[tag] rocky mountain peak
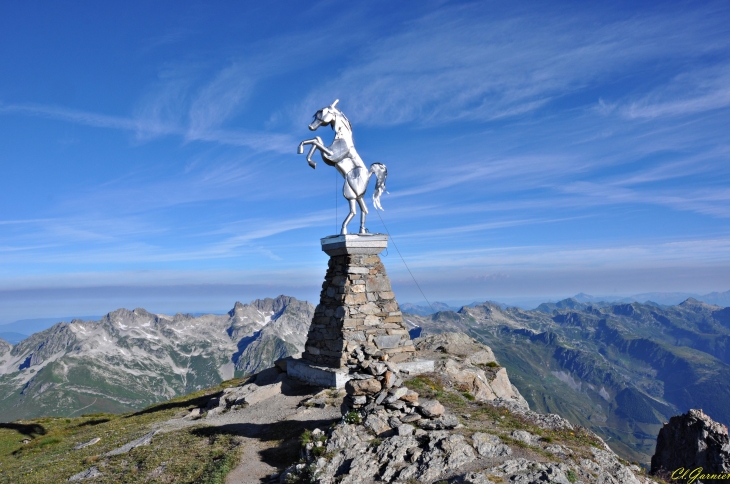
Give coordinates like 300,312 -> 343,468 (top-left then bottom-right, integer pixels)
651,408 -> 730,477
679,297 -> 718,309
612,303 -> 636,316
229,301 -> 246,317
681,297 -> 702,305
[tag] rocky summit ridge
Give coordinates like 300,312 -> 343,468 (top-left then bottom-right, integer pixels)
278,332 -> 651,484
5,294 -> 730,469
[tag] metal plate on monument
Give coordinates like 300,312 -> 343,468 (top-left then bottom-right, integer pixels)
321,234 -> 388,256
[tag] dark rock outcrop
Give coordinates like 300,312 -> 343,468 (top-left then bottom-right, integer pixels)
651,409 -> 730,479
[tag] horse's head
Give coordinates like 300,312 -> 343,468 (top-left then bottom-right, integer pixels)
309,99 -> 342,131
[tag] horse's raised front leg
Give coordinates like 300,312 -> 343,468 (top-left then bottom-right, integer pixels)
341,199 -> 357,235
298,137 -> 332,168
305,145 -> 318,168
357,197 -> 368,234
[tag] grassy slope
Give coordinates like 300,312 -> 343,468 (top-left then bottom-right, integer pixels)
0,379 -> 247,484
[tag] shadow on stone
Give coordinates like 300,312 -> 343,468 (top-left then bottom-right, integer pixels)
232,330 -> 262,365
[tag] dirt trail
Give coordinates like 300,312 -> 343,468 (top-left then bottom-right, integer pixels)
159,376 -> 341,484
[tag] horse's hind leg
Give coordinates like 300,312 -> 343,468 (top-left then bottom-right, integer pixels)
341,199 -> 357,235
357,197 -> 368,234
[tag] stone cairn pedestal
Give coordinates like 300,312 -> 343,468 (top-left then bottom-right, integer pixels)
287,234 -> 447,428
302,234 -> 416,367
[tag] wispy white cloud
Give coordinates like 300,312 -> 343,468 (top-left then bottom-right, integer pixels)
392,216 -> 589,239
622,64 -> 730,119
610,147 -> 730,186
389,154 -> 586,199
187,62 -> 256,137
0,103 -> 161,132
296,3 -> 730,127
0,218 -> 53,225
0,208 -> 333,268
561,182 -> 730,217
0,102 -> 294,153
398,236 -> 730,273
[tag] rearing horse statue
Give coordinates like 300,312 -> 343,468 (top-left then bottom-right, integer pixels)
298,100 -> 387,235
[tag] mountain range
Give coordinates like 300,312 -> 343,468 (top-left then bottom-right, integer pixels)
4,289 -> 729,344
400,289 -> 730,314
3,293 -> 730,466
0,296 -> 311,422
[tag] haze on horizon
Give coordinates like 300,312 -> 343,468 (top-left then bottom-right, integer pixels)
1,1 -> 729,323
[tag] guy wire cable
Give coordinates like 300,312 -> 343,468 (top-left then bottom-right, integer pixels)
375,209 -> 437,315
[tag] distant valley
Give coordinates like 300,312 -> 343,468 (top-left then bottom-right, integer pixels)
404,297 -> 730,464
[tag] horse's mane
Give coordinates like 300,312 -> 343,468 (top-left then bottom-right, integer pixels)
333,108 -> 352,133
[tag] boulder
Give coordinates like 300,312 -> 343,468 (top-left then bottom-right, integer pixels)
364,414 -> 392,436
472,432 -> 512,457
400,389 -> 419,403
467,349 -> 497,366
461,472 -> 495,484
414,332 -> 487,356
68,466 -> 102,482
442,359 -> 497,401
510,430 -> 537,445
419,399 -> 445,417
419,414 -> 459,430
346,378 -> 382,396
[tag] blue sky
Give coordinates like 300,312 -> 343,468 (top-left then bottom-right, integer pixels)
1,1 -> 729,322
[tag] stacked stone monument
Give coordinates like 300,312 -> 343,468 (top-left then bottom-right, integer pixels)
287,234 -> 448,429
302,234 -> 416,367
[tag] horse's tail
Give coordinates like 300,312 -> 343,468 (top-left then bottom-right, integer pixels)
369,163 -> 388,211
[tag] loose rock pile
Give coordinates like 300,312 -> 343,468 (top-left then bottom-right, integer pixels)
343,356 -> 458,436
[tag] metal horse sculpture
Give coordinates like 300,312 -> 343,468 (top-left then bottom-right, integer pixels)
298,100 -> 387,235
